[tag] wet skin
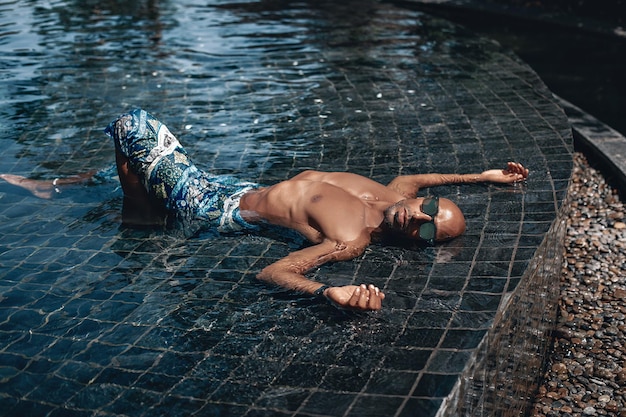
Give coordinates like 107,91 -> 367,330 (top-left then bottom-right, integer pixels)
1,147 -> 529,312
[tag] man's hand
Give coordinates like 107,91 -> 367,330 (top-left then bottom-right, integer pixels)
479,162 -> 528,184
325,284 -> 385,311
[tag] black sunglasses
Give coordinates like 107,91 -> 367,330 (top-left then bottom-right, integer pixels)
419,197 -> 439,245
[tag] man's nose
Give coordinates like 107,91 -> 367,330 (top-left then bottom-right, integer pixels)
412,211 -> 432,222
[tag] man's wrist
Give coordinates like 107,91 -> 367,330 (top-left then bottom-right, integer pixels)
313,284 -> 330,298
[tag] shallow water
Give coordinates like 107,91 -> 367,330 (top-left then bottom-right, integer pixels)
0,1 -> 572,416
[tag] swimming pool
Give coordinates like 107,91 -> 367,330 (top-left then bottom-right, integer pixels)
0,1 -> 572,416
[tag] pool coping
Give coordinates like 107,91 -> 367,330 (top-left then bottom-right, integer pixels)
558,96 -> 626,196
395,0 -> 626,39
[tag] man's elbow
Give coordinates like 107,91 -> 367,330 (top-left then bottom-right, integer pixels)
256,270 -> 269,282
256,267 -> 276,284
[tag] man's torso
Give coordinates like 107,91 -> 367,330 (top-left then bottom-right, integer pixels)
240,170 -> 405,244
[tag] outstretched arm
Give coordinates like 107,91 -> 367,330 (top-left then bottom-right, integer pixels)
256,238 -> 385,311
387,162 -> 528,198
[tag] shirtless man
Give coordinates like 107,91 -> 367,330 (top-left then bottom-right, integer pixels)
1,109 -> 528,311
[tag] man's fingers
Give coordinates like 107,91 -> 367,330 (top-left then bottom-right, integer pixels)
343,284 -> 385,311
347,286 -> 362,307
350,284 -> 367,309
367,284 -> 383,310
506,162 -> 529,181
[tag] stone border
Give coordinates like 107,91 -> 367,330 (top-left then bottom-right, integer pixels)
558,97 -> 626,196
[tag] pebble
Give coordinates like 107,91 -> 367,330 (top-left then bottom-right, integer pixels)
531,153 -> 626,417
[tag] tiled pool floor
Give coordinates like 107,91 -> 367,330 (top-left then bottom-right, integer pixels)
0,1 -> 572,416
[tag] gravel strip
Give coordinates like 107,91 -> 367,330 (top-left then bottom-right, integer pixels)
531,152 -> 626,417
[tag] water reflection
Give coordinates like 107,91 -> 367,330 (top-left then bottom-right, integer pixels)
0,1 -> 571,416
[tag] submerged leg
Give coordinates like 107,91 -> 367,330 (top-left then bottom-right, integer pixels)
0,171 -> 96,199
114,149 -> 167,226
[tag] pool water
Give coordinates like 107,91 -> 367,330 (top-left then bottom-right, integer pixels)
0,1 -> 572,416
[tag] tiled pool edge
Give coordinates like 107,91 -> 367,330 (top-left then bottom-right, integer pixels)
441,198 -> 569,416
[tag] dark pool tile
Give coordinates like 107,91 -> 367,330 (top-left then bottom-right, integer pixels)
427,275 -> 467,292
442,329 -> 488,350
26,374 -> 84,405
300,391 -> 356,416
396,327 -> 445,349
231,358 -> 286,385
293,336 -> 347,365
450,311 -> 496,329
418,290 -> 461,312
253,387 -> 310,411
201,402 -> 251,417
0,287 -> 47,308
134,371 -> 180,393
4,399 -> 56,417
44,338 -> 90,361
459,292 -> 502,312
205,269 -> 246,282
48,405 -> 93,417
521,221 -> 555,234
319,365 -> 369,392
22,357 -> 62,380
150,351 -> 204,377
337,343 -> 389,369
255,335 -> 305,360
98,323 -> 147,346
27,291 -> 68,313
518,234 -> 549,247
56,360 -> 102,385
479,233 -> 519,248
90,295 -> 141,322
141,394 -> 206,417
364,369 -> 418,396
412,373 -> 458,398
507,277 -> 522,292
371,292 -> 416,310
475,245 -> 515,263
217,255 -> 260,271
346,394 -> 405,417
487,210 -> 523,223
170,377 -> 222,399
470,261 -> 512,278
427,349 -> 473,374
382,347 -> 431,372
189,354 -> 240,380
397,397 -> 443,417
466,277 -> 507,293
431,260 -> 475,279
3,371 -> 45,401
212,333 -> 264,357
93,366 -> 141,387
275,362 -> 327,388
190,280 -> 240,300
101,387 -> 164,416
527,181 -> 563,194
103,346 -> 160,372
211,381 -> 267,405
4,333 -> 56,357
73,342 -> 129,367
481,220 -> 523,235
0,266 -> 23,284
4,308 -> 47,332
406,310 -> 453,329
64,318 -> 114,341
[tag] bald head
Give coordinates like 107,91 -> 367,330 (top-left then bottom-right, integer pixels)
435,198 -> 466,242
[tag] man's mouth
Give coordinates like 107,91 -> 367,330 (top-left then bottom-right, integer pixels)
394,207 -> 408,230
